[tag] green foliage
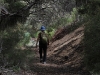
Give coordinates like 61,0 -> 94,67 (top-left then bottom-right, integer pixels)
78,0 -> 100,15
0,0 -> 4,4
52,17 -> 68,28
12,1 -> 26,11
67,8 -> 77,24
0,24 -> 34,69
52,8 -> 78,28
79,0 -> 100,73
47,27 -> 56,41
12,65 -> 21,72
4,0 -> 26,12
84,10 -> 100,73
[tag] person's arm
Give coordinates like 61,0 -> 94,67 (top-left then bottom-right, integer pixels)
36,33 -> 40,48
47,34 -> 49,45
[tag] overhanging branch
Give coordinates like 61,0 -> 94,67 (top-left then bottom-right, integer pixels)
0,0 -> 41,30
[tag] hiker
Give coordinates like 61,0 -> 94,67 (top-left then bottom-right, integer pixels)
36,26 -> 49,64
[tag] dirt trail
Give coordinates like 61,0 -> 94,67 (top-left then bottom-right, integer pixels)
27,25 -> 91,75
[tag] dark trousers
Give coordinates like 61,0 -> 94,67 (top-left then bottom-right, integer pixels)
39,45 -> 47,62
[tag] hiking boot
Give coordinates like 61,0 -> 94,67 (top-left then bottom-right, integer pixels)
43,62 -> 46,64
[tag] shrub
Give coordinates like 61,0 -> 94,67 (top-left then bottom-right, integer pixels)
0,25 -> 34,70
84,11 -> 100,73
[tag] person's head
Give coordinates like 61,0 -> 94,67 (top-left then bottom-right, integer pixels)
40,26 -> 46,32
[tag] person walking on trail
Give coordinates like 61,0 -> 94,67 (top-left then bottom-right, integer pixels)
36,26 -> 49,64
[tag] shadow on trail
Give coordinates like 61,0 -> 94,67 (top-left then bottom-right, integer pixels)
29,63 -> 91,75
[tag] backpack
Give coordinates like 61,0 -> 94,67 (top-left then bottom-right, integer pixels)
40,32 -> 48,44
